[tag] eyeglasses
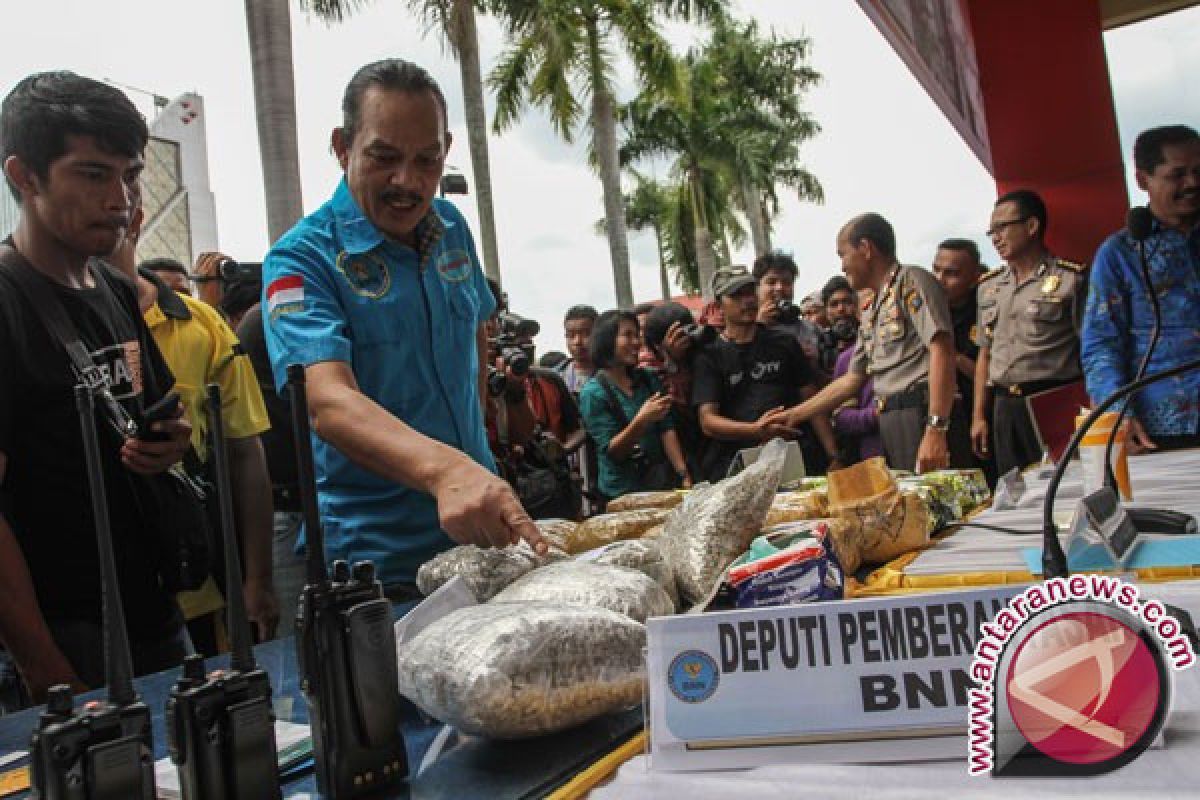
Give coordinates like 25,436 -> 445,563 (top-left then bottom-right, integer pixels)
986,218 -> 1029,238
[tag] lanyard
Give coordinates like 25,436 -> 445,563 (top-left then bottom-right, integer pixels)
866,265 -> 902,363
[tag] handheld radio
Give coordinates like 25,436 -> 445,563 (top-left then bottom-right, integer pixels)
29,385 -> 155,799
286,364 -> 407,797
164,384 -> 282,799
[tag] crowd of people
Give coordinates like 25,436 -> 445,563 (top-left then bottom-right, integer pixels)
0,56 -> 1196,713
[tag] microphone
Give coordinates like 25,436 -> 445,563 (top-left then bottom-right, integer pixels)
1101,206 -> 1160,490
1042,357 -> 1200,578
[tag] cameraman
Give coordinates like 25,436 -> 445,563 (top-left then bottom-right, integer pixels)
642,302 -> 712,483
693,267 -> 839,482
754,251 -> 826,379
579,311 -> 690,505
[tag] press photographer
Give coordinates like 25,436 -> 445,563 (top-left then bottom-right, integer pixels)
486,309 -> 583,520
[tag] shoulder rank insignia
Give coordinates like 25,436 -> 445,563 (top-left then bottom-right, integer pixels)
976,269 -> 1000,286
905,287 -> 923,315
1041,275 -> 1060,294
1056,258 -> 1087,273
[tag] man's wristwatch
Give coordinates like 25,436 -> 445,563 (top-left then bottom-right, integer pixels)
926,414 -> 950,433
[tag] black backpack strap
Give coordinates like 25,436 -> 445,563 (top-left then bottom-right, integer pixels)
595,371 -> 632,429
0,245 -> 137,436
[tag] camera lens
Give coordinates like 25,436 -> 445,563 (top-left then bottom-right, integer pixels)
486,367 -> 507,397
504,347 -> 530,376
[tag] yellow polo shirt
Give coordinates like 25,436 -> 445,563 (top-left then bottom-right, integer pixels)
142,288 -> 269,460
141,271 -> 269,620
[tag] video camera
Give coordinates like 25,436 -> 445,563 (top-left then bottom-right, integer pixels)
487,312 -> 540,395
774,299 -> 801,324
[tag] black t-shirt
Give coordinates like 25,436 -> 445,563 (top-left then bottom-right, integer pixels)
236,305 -> 297,493
951,296 -> 979,408
691,326 -> 816,481
0,251 -> 180,640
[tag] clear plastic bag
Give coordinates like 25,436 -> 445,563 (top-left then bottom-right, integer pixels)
604,490 -> 685,513
415,541 -> 566,602
564,508 -> 673,553
576,538 -> 679,609
490,560 -> 675,622
396,603 -> 645,739
662,438 -> 788,606
763,488 -> 830,527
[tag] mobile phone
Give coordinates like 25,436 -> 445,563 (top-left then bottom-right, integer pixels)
138,391 -> 181,442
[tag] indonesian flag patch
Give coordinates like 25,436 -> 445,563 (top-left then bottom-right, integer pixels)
267,275 -> 304,317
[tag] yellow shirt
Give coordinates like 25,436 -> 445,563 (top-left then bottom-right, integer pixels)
143,292 -> 270,460
142,282 -> 269,621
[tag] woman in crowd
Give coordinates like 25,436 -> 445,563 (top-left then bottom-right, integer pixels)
579,310 -> 691,505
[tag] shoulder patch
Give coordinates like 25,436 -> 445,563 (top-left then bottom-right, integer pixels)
1057,258 -> 1087,273
977,269 -> 1000,285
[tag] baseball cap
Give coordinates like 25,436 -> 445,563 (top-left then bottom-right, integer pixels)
711,265 -> 756,299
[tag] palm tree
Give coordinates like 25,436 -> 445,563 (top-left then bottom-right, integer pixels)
705,16 -> 823,256
620,46 -> 758,298
244,0 -> 305,244
300,0 -> 504,283
489,0 -> 725,309
620,173 -> 673,300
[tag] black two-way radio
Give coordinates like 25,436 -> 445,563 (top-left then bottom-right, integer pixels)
29,385 -> 155,799
164,384 -> 282,799
286,364 -> 407,797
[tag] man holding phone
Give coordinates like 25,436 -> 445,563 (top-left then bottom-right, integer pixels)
0,72 -> 193,708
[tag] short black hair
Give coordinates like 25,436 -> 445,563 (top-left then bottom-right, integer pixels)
589,309 -> 638,370
843,213 -> 896,260
1134,125 -> 1199,173
140,257 -> 188,277
937,238 -> 982,264
1,71 -> 148,199
995,189 -> 1048,239
341,59 -> 448,144
752,251 -> 798,281
564,304 -> 598,325
643,302 -> 695,351
820,275 -> 854,306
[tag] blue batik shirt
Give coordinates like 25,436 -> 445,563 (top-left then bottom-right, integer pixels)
262,179 -> 496,587
1081,217 -> 1200,437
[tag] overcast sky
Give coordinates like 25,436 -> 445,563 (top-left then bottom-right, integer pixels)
3,1 -> 1197,354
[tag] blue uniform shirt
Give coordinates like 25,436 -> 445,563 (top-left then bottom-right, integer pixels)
262,179 -> 497,586
1082,218 -> 1200,437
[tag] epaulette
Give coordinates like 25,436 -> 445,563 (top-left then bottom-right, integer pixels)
1056,258 -> 1087,273
976,269 -> 1000,286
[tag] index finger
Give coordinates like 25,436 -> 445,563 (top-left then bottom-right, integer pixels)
504,501 -> 547,555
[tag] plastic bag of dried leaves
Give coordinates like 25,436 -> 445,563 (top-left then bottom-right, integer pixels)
415,540 -> 567,602
564,508 -> 673,554
604,490 -> 686,513
662,438 -> 788,606
490,560 -> 674,622
396,603 -> 645,739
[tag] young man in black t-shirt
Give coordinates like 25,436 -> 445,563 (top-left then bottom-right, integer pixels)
0,72 -> 193,709
692,266 -> 839,482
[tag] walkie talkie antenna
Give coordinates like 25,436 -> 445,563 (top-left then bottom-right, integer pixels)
75,384 -> 136,707
286,364 -> 328,584
205,384 -> 256,673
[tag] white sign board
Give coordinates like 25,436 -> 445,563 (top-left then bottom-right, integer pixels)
647,585 -> 1022,770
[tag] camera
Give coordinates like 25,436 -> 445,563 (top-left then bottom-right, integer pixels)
489,312 -> 540,376
486,366 -> 508,398
683,323 -> 716,347
774,300 -> 801,324
831,317 -> 859,342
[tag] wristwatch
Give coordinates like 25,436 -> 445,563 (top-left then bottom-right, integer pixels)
926,414 -> 950,433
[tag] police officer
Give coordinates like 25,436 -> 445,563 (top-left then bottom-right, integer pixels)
932,237 -> 995,483
263,59 -> 546,601
790,214 -> 970,473
971,190 -> 1087,476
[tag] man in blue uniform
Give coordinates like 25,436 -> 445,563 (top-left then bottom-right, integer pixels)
263,59 -> 545,598
1083,124 -> 1200,452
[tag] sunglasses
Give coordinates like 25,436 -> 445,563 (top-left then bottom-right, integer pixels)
985,217 -> 1029,238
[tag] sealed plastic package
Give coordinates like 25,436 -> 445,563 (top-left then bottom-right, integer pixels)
490,560 -> 674,622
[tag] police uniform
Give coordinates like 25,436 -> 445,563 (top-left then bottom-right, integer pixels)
850,264 -> 972,472
263,179 -> 496,592
976,256 -> 1086,475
